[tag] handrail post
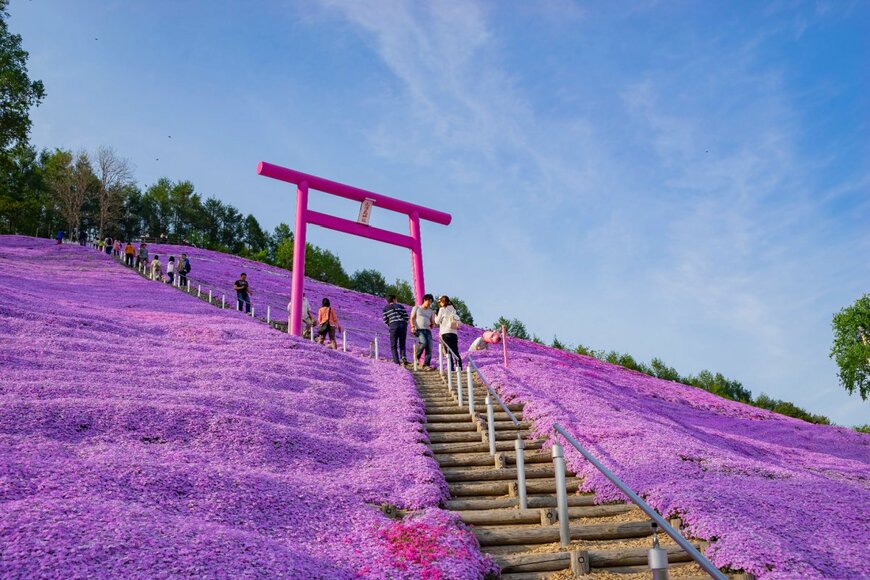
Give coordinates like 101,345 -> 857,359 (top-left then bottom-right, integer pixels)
466,365 -> 474,416
374,337 -> 379,360
197,284 -> 201,297
649,523 -> 670,580
438,344 -> 443,376
447,355 -> 454,393
221,295 -> 225,309
267,305 -> 271,324
485,394 -> 496,456
251,306 -> 255,318
342,330 -> 347,352
456,366 -> 462,405
412,343 -> 418,372
515,435 -> 528,509
552,440 -> 570,547
208,289 -> 212,304
456,363 -> 464,407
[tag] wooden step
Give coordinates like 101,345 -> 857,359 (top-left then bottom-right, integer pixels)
428,430 -> 530,444
435,451 -> 551,467
423,403 -> 524,413
448,478 -> 581,497
428,439 -> 545,454
457,504 -> 634,526
493,544 -> 694,574
441,464 -> 556,482
474,520 -> 654,546
445,494 -> 597,511
424,422 -> 478,432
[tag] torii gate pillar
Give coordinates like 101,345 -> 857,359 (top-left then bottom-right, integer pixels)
258,162 -> 452,336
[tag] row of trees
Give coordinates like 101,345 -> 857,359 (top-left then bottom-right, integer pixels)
494,316 -> 838,426
0,143 -> 478,322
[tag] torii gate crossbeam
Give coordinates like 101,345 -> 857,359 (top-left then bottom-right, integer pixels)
257,161 -> 452,336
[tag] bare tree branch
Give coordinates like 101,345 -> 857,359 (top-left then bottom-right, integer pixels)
96,145 -> 133,238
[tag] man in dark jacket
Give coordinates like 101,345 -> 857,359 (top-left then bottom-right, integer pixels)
382,294 -> 409,365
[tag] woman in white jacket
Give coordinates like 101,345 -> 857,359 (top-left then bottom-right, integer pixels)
434,295 -> 462,370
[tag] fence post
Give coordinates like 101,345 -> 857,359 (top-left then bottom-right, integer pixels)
342,330 -> 347,352
485,394 -> 496,456
197,284 -> 201,298
221,294 -> 225,309
374,337 -> 379,360
456,365 -> 463,407
456,366 -> 462,405
552,441 -> 570,547
515,436 -> 528,509
467,366 -> 474,416
208,289 -> 212,304
251,306 -> 255,318
447,356 -> 454,393
438,345 -> 444,376
648,523 -> 670,580
412,343 -> 418,372
267,305 -> 271,324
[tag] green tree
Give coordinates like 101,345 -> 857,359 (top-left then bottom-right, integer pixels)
551,336 -> 567,350
451,296 -> 474,326
830,294 -> 870,400
386,278 -> 415,305
650,357 -> 681,382
305,245 -> 349,287
0,0 -> 45,155
242,214 -> 269,254
274,236 -> 294,270
494,316 -> 529,339
351,269 -> 388,297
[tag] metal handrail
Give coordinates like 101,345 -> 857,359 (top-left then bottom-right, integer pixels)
467,354 -> 521,427
553,423 -> 726,580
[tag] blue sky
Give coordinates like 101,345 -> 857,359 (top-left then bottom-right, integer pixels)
11,1 -> 869,425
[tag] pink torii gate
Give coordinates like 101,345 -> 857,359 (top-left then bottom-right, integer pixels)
257,161 -> 452,336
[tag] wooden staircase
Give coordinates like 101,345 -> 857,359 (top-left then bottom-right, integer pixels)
414,368 -> 741,580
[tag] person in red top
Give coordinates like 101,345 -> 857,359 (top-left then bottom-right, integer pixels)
316,298 -> 342,349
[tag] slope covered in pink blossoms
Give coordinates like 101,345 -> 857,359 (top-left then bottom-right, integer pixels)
471,344 -> 870,579
144,240 -> 869,578
0,236 -> 495,578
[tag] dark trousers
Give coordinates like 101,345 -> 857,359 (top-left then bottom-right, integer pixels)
167,272 -> 174,284
389,323 -> 408,363
179,273 -> 187,287
125,254 -> 134,266
442,332 -> 462,370
415,329 -> 433,366
237,293 -> 251,313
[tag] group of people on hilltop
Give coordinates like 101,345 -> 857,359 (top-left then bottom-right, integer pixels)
280,287 -> 461,364
88,238 -> 191,286
382,293 -> 462,370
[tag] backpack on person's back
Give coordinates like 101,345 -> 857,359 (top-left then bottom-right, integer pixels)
183,258 -> 191,274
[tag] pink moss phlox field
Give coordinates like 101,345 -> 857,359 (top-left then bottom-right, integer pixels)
470,343 -> 870,579
0,236 -> 493,578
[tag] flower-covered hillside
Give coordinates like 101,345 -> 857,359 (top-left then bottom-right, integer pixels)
0,236 -> 494,578
470,342 -> 870,579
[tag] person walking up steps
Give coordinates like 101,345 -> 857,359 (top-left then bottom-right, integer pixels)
410,294 -> 436,370
434,295 -> 462,370
316,298 -> 341,349
178,253 -> 191,288
288,293 -> 313,337
150,255 -> 162,281
234,273 -> 252,313
383,294 -> 409,365
166,256 -> 176,285
137,243 -> 148,269
124,242 -> 135,266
